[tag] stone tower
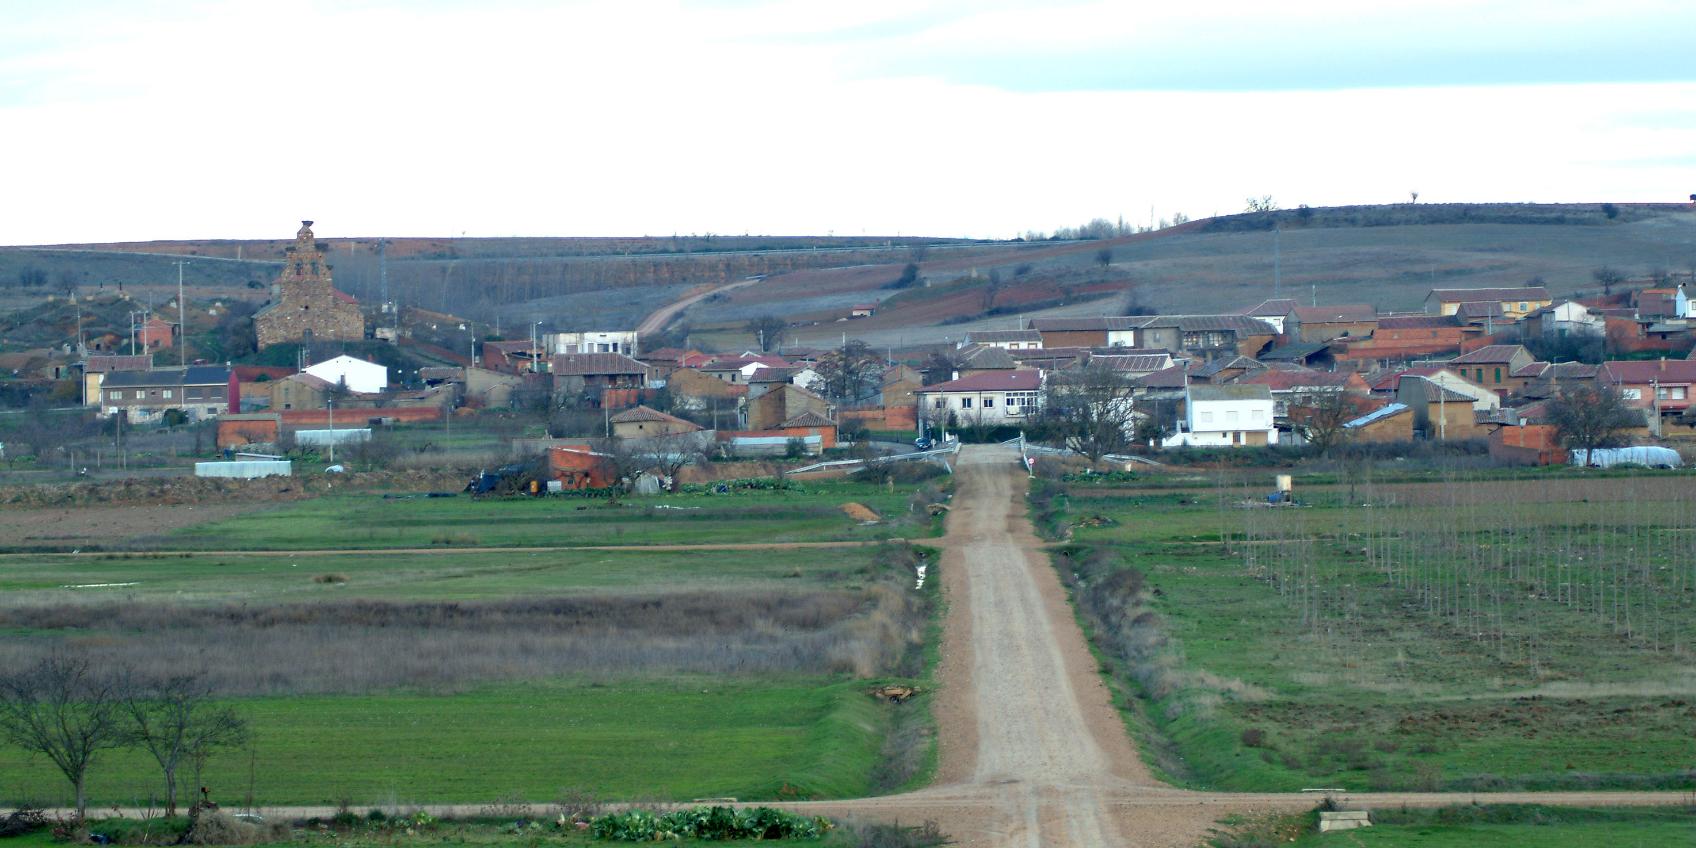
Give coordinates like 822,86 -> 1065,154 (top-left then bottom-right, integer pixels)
254,221 -> 365,349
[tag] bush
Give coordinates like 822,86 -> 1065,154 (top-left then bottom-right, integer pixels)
0,806 -> 48,838
591,806 -> 827,841
833,819 -> 947,848
183,811 -> 289,845
1240,727 -> 1266,748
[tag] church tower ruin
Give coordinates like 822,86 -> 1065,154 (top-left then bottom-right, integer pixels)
254,221 -> 365,349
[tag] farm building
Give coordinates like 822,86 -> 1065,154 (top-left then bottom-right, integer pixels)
303,355 -> 389,394
610,406 -> 702,439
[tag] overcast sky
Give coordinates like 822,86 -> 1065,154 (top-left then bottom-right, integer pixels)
3,0 -> 1694,244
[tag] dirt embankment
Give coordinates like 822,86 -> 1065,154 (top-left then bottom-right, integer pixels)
0,469 -> 470,508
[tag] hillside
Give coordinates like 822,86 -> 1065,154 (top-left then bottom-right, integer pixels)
4,203 -> 1693,352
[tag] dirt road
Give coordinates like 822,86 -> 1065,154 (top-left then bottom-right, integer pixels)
788,445 -> 1689,846
636,275 -> 764,336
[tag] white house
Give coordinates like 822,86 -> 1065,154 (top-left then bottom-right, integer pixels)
545,330 -> 639,356
303,355 -> 388,394
915,370 -> 1043,426
1162,384 -> 1277,448
1535,301 -> 1605,337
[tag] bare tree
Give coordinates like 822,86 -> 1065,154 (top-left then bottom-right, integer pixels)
813,340 -> 882,403
1549,383 -> 1638,459
1592,266 -> 1627,295
919,350 -> 961,386
743,315 -> 787,352
1038,363 -> 1137,464
1245,196 -> 1278,213
1288,389 -> 1367,456
123,673 -> 250,816
0,655 -> 132,819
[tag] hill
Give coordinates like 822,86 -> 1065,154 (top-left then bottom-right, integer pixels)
4,203 -> 1693,352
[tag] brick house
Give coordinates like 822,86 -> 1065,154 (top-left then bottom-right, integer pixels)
551,352 -> 651,405
1283,304 -> 1378,343
99,366 -> 232,421
1448,345 -> 1536,393
1425,287 -> 1552,319
81,354 -> 152,406
609,405 -> 703,439
136,316 -> 176,351
1600,358 -> 1696,420
254,222 -> 364,349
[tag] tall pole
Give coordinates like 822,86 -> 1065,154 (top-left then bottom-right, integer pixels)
377,238 -> 389,315
175,260 -> 187,368
1273,226 -> 1281,297
327,397 -> 335,465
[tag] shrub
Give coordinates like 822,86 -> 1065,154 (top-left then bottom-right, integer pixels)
833,819 -> 946,848
1240,727 -> 1266,748
183,811 -> 288,845
591,806 -> 826,841
0,806 -> 48,838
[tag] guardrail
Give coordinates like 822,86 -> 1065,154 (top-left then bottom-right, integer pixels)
1018,440 -> 1165,468
784,440 -> 960,476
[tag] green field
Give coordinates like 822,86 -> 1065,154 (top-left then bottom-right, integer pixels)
1047,470 -> 1696,793
160,480 -> 935,551
0,545 -> 878,604
1217,806 -> 1696,848
0,677 -> 894,807
0,478 -> 946,809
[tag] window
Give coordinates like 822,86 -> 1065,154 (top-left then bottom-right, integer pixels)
162,390 -> 173,399
1227,410 -> 1239,424
1657,386 -> 1687,400
135,390 -> 145,400
1622,388 -> 1642,400
983,397 -> 995,407
960,397 -> 973,409
1200,410 -> 1214,424
933,398 -> 946,410
1519,302 -> 1528,311
1494,368 -> 1502,383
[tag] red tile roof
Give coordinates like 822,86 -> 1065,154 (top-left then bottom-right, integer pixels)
1450,344 -> 1528,364
1290,304 -> 1377,323
551,352 -> 650,376
608,405 -> 700,429
1240,370 -> 1358,390
1602,359 -> 1696,384
918,370 -> 1042,393
1377,315 -> 1458,330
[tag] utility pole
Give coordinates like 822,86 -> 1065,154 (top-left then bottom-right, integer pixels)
1273,226 -> 1281,297
327,396 -> 335,465
377,238 -> 389,316
175,260 -> 187,368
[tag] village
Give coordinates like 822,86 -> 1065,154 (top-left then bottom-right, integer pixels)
6,220 -> 1691,491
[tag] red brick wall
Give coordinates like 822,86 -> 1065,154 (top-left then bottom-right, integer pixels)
216,418 -> 280,449
277,406 -> 443,427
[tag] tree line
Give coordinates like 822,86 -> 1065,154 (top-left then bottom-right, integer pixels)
0,655 -> 248,819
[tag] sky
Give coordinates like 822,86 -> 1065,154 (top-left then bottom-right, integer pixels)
2,0 -> 1694,244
